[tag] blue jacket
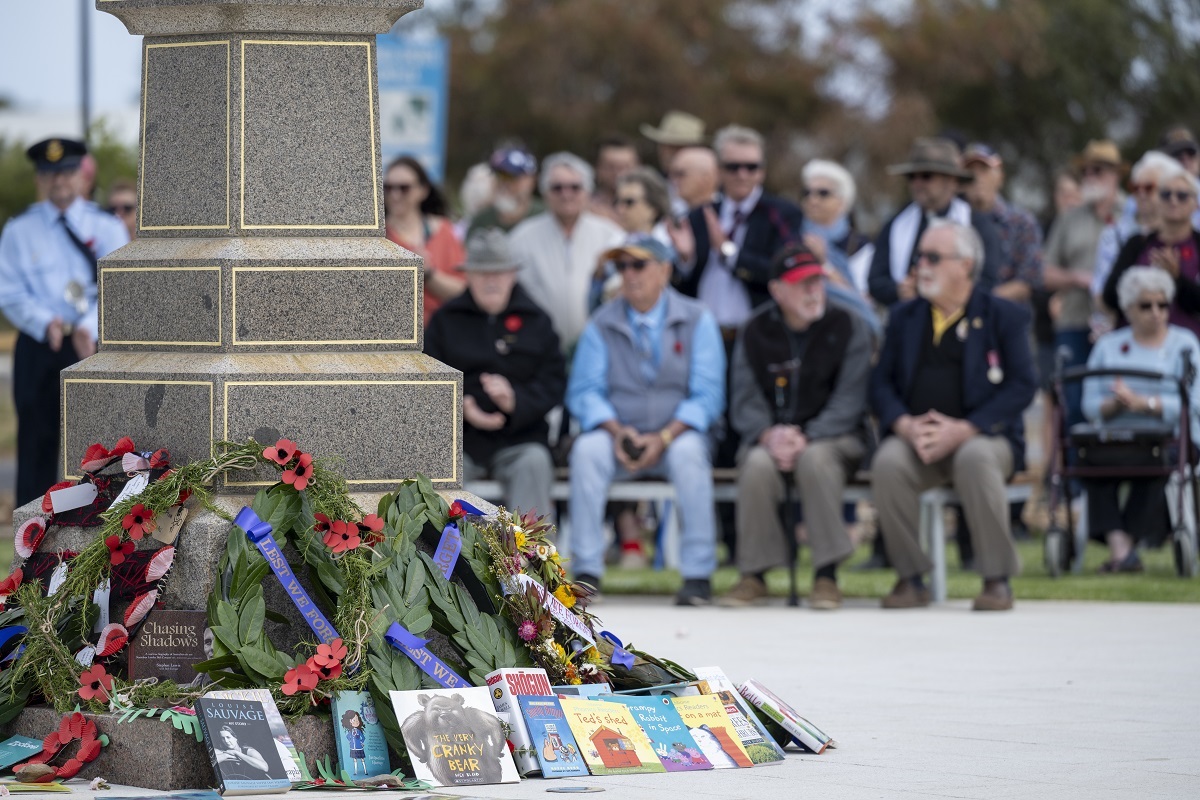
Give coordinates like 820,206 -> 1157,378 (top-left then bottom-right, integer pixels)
870,288 -> 1037,469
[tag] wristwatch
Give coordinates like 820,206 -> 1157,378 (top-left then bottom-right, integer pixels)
719,240 -> 738,263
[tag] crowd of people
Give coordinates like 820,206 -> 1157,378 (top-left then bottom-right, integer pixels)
5,112 -> 1200,613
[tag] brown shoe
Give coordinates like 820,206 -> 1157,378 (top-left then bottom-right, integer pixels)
881,578 -> 931,609
717,574 -> 768,607
972,579 -> 1014,611
808,577 -> 842,610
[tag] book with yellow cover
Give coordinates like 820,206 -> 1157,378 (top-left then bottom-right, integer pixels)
670,695 -> 755,769
557,697 -> 666,776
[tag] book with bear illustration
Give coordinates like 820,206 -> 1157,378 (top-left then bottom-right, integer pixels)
389,687 -> 520,787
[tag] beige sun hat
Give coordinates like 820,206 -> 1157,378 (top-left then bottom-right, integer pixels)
639,111 -> 706,146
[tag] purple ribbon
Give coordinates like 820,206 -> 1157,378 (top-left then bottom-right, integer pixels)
384,622 -> 470,688
235,506 -> 341,646
599,630 -> 635,670
0,626 -> 26,662
432,500 -> 485,580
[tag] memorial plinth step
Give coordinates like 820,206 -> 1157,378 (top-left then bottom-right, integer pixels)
99,0 -> 422,36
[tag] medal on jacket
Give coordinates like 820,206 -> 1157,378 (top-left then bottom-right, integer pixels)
987,349 -> 1003,384
955,319 -> 969,341
64,280 -> 87,316
495,338 -> 509,355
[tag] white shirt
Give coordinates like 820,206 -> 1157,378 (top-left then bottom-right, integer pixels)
0,197 -> 129,341
696,185 -> 761,328
509,210 -> 624,350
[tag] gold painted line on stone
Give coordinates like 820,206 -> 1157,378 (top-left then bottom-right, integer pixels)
139,40 -> 232,231
222,379 -> 458,485
62,379 -> 216,480
99,267 -> 223,346
239,40 -> 380,230
229,266 -> 418,345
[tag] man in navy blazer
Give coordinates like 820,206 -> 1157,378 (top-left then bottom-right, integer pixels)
870,219 -> 1036,612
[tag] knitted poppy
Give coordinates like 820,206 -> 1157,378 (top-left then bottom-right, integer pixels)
282,453 -> 314,491
121,504 -> 156,540
263,438 -> 299,466
77,664 -> 112,702
105,535 -> 135,566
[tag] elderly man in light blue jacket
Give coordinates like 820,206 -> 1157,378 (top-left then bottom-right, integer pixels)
566,234 -> 726,606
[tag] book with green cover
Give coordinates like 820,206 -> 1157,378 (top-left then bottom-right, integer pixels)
332,691 -> 391,779
599,695 -> 713,772
0,736 -> 43,771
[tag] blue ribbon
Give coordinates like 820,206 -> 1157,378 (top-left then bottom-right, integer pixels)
0,626 -> 26,663
384,622 -> 470,688
235,506 -> 341,647
598,630 -> 635,670
432,500 -> 485,580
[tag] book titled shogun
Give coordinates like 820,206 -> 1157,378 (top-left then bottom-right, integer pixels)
484,667 -> 554,777
737,679 -> 833,754
205,689 -> 303,783
194,696 -> 293,795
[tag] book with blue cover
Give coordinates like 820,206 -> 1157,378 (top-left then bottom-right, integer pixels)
599,695 -> 713,772
0,736 -> 43,771
332,691 -> 392,779
516,696 -> 589,778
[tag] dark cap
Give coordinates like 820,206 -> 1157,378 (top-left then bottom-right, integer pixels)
770,244 -> 824,284
457,229 -> 521,273
490,147 -> 538,177
26,138 -> 87,173
1161,126 -> 1198,159
963,142 -> 1002,168
600,233 -> 673,264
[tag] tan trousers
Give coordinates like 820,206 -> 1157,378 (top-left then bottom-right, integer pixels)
872,435 -> 1021,580
735,435 -> 866,574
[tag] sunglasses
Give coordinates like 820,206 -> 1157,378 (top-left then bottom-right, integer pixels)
915,250 -> 964,266
1137,300 -> 1170,312
550,183 -> 584,194
802,187 -> 834,199
1081,164 -> 1114,177
109,203 -> 136,214
905,171 -> 940,182
1131,183 -> 1157,196
616,197 -> 643,208
1159,189 -> 1196,203
721,162 -> 761,173
384,183 -> 415,193
612,259 -> 649,273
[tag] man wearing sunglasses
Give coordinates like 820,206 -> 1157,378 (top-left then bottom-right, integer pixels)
565,234 -> 725,606
870,220 -> 1036,612
868,137 -> 1001,309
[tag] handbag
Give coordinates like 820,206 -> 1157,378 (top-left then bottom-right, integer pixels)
1067,421 -> 1177,468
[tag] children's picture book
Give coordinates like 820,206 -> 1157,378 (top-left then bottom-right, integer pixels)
557,697 -> 666,777
205,689 -> 303,782
485,667 -> 554,776
390,687 -> 520,787
331,691 -> 391,779
193,696 -> 292,795
738,679 -> 833,754
0,781 -> 73,793
516,696 -> 589,779
599,695 -> 713,772
613,680 -> 702,698
0,735 -> 44,771
670,695 -> 755,769
691,666 -> 786,765
552,682 -> 612,699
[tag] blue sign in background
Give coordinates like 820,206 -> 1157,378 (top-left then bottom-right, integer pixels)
375,35 -> 450,183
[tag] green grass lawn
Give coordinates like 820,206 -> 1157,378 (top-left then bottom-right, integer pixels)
601,538 -> 1200,603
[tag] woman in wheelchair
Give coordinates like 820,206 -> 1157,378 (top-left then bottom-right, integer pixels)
1081,267 -> 1200,573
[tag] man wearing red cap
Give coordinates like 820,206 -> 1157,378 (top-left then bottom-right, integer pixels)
719,244 -> 872,609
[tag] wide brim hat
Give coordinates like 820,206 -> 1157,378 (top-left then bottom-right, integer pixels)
457,229 -> 521,273
639,111 -> 706,146
887,137 -> 973,179
1077,139 -> 1124,169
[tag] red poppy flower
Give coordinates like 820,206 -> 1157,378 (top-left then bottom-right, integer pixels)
80,436 -> 136,472
448,501 -> 466,519
313,512 -> 332,534
313,638 -> 348,668
121,504 -> 156,540
0,568 -> 22,598
358,513 -> 385,543
1121,342 -> 1130,354
263,438 -> 299,466
322,520 -> 360,554
282,453 -> 314,491
77,664 -> 112,702
307,654 -> 343,682
148,449 -> 170,469
42,481 -> 74,514
105,535 -> 135,566
281,663 -> 319,696
674,340 -> 683,355
504,314 -> 523,333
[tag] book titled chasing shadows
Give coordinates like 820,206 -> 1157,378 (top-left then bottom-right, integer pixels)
194,697 -> 292,796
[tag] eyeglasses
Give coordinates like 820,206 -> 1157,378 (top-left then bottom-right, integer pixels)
721,162 -> 761,173
905,171 -> 940,182
802,187 -> 834,199
915,250 -> 965,266
1159,189 -> 1196,204
612,259 -> 649,273
384,183 -> 414,193
616,197 -> 643,208
1131,183 -> 1156,196
549,183 -> 584,194
1177,148 -> 1199,160
109,203 -> 136,214
1137,300 -> 1170,312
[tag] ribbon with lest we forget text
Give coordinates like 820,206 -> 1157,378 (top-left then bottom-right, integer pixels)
234,507 -> 341,647
430,499 -> 485,580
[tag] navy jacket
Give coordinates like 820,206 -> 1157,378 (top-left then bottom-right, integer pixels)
673,192 -> 803,311
869,288 -> 1037,469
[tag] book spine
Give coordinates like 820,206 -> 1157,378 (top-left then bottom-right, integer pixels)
488,679 -> 540,776
738,682 -> 826,755
193,702 -> 229,796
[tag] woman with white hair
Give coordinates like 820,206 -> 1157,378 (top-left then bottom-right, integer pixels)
1102,160 -> 1200,336
1082,266 -> 1200,572
1092,150 -> 1176,298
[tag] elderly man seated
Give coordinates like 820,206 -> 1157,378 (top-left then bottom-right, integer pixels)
566,234 -> 725,606
871,219 -> 1036,611
719,244 -> 873,610
425,229 -> 566,518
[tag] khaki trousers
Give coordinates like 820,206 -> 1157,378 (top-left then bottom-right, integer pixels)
735,435 -> 866,574
872,435 -> 1021,580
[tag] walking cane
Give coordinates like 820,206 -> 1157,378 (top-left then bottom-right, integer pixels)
768,359 -> 802,607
